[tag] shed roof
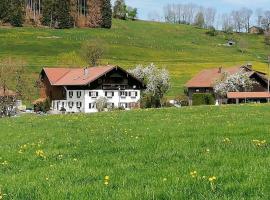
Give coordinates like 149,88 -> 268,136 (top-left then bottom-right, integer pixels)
227,92 -> 270,99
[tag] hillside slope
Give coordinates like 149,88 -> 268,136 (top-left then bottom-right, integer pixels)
0,20 -> 269,96
1,105 -> 270,199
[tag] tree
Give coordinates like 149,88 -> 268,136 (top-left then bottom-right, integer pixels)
96,97 -> 108,112
0,58 -> 35,117
265,32 -> 270,45
128,63 -> 170,108
221,13 -> 233,33
9,0 -> 25,27
55,0 -> 74,29
261,10 -> 270,31
194,12 -> 205,28
0,0 -> 10,23
113,0 -> 127,20
204,7 -> 216,28
231,10 -> 244,32
214,71 -> 258,98
101,0 -> 112,28
87,0 -> 103,28
241,7 -> 253,33
80,40 -> 104,66
127,7 -> 137,20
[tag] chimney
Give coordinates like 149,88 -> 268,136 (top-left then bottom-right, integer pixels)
84,67 -> 89,76
246,63 -> 253,69
218,66 -> 223,73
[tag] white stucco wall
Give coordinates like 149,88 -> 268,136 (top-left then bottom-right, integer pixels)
52,89 -> 141,113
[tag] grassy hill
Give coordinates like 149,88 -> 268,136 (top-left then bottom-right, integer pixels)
1,104 -> 270,199
0,19 -> 270,96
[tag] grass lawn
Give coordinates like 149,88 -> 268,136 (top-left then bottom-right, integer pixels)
1,20 -> 270,96
1,104 -> 270,199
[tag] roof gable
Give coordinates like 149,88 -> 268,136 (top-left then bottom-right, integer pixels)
42,66 -> 144,87
185,65 -> 266,88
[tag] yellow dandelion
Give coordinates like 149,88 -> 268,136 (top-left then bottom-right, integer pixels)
209,176 -> 217,182
36,150 -> 46,158
190,171 -> 197,178
104,176 -> 109,180
104,181 -> 109,185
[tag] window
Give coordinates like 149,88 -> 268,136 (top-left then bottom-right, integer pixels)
131,91 -> 137,98
120,103 -> 129,109
77,91 -> 82,98
62,102 -> 65,108
195,89 -> 200,93
105,91 -> 114,98
89,91 -> 98,98
76,102 -> 82,108
68,102 -> 74,108
69,91 -> 73,98
89,103 -> 96,109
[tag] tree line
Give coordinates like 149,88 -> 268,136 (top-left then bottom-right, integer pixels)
0,0 -> 138,28
163,3 -> 270,33
0,0 -> 112,29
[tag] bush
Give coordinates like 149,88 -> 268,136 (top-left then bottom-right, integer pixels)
96,97 -> 108,112
140,94 -> 161,108
206,26 -> 218,36
192,93 -> 215,106
34,98 -> 51,112
175,95 -> 189,106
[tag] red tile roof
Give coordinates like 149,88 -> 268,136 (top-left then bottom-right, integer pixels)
227,92 -> 270,99
185,66 -> 242,88
43,66 -> 115,86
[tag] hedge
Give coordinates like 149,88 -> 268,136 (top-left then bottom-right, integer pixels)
192,93 -> 215,106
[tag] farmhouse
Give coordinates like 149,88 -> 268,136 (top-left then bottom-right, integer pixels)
249,26 -> 264,34
38,66 -> 145,113
185,64 -> 270,105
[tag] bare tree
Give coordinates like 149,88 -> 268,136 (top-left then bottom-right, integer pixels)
241,7 -> 253,32
231,10 -> 244,32
256,8 -> 263,27
204,7 -> 216,28
80,40 -> 104,66
261,10 -> 270,31
221,13 -> 233,32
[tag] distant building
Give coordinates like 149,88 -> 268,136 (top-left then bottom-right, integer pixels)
38,66 -> 145,113
185,64 -> 270,105
249,26 -> 264,34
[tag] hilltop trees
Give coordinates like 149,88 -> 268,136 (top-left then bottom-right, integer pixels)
1,0 -> 112,29
113,0 -> 137,21
101,0 -> 112,28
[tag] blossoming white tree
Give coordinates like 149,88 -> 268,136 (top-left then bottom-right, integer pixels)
214,71 -> 258,98
128,63 -> 170,107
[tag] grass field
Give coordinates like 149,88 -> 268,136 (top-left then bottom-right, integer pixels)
1,104 -> 270,199
1,20 -> 270,96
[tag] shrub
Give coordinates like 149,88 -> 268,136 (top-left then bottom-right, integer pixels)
206,26 -> 218,36
34,98 -> 51,112
96,97 -> 108,112
192,93 -> 215,106
175,95 -> 189,106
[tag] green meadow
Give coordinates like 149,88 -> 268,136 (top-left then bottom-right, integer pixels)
1,105 -> 270,199
1,19 -> 270,96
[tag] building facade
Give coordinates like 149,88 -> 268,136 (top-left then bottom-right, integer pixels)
185,65 -> 270,105
39,66 -> 145,113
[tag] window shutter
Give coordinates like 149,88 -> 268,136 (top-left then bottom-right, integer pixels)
135,92 -> 138,96
105,92 -> 107,96
112,92 -> 114,96
96,92 -> 98,96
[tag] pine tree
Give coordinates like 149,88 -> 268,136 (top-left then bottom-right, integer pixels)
55,0 -> 73,29
9,0 -> 25,27
101,0 -> 112,28
0,0 -> 10,23
41,0 -> 55,27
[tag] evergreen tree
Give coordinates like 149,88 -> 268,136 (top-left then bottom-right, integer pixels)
9,0 -> 25,27
101,0 -> 112,28
55,0 -> 73,29
41,0 -> 55,27
0,0 -> 10,23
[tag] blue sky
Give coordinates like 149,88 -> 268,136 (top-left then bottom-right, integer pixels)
112,0 -> 270,20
